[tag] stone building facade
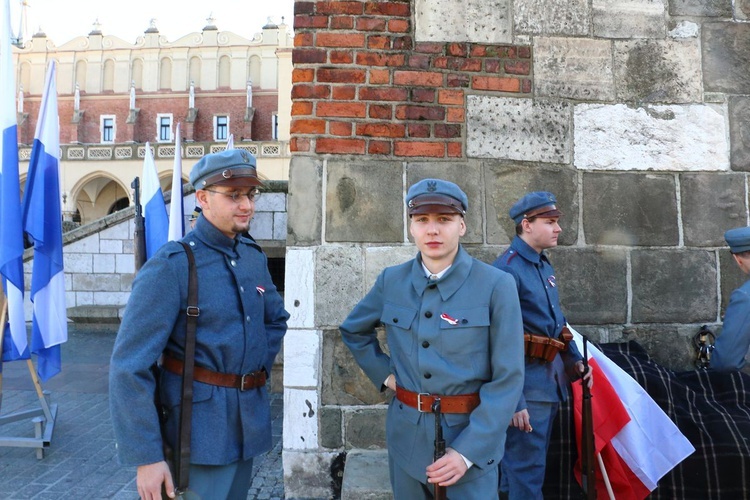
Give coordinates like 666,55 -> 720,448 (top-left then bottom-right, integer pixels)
12,19 -> 293,225
283,0 -> 750,496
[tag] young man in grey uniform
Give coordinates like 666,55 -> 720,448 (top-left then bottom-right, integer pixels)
110,149 -> 289,499
711,226 -> 750,374
340,178 -> 525,499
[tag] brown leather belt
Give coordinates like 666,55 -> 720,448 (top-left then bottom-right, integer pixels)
524,326 -> 573,363
161,352 -> 266,391
396,386 -> 480,414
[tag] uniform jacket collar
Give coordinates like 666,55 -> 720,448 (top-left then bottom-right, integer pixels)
511,235 -> 549,265
190,215 -> 240,256
411,245 -> 472,301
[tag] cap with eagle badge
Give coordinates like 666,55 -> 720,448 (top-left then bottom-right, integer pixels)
406,178 -> 468,216
189,149 -> 261,189
509,191 -> 563,224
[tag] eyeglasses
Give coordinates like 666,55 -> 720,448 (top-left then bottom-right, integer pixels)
204,188 -> 261,203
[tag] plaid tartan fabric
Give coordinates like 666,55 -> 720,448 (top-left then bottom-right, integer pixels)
544,341 -> 750,499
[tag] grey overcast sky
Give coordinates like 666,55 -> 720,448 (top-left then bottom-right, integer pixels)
10,0 -> 294,45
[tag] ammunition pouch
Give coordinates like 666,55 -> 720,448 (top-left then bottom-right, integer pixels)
524,327 -> 573,363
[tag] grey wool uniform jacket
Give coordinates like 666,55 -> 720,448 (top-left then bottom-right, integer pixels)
109,215 -> 289,467
340,246 -> 525,483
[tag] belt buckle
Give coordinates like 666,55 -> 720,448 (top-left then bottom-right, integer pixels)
240,373 -> 249,391
186,306 -> 200,317
417,392 -> 430,412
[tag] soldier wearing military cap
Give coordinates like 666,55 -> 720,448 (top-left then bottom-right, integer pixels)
711,226 -> 750,373
492,191 -> 592,500
110,149 -> 289,499
341,178 -> 525,499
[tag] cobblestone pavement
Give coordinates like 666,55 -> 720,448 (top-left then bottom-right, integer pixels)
0,325 -> 286,499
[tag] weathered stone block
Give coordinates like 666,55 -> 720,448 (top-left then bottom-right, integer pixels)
71,273 -> 122,292
729,96 -> 750,171
99,222 -> 130,240
593,0 -> 666,39
738,0 -> 750,20
534,37 -> 614,101
326,161 -> 403,243
514,0 -> 589,35
256,192 -> 286,212
631,250 -> 717,323
551,247 -> 628,324
668,0 -> 731,17
466,245 -> 506,266
627,324 -> 697,371
322,328 -> 388,406
283,450 -> 339,500
316,246 -> 363,327
467,97 -> 571,164
574,104 -> 729,171
66,253 -> 94,273
614,39 -> 702,104
583,173 -> 677,246
251,212 -> 273,240
284,329 -> 320,388
415,0 -> 512,43
285,248 -> 315,329
720,251 -> 748,317
319,406 -> 343,449
288,156 -> 322,246
344,408 -> 387,450
99,239 -> 123,254
406,162 -> 483,244
93,254 -> 115,274
484,163 -> 578,246
273,212 -> 288,240
283,388 -> 319,450
365,246 -> 417,291
703,23 -> 750,94
115,254 -> 135,274
93,291 -> 131,306
680,173 -> 746,247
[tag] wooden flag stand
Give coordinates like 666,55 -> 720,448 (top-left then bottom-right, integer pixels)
0,296 -> 58,458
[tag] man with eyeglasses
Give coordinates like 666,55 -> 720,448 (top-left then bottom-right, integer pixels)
110,149 -> 289,499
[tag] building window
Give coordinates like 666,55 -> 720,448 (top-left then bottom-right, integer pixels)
214,115 -> 229,141
157,114 -> 173,142
272,113 -> 279,140
101,116 -> 115,143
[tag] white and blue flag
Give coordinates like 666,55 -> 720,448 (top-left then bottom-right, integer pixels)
0,0 -> 29,364
141,142 -> 168,258
21,61 -> 67,381
167,123 -> 184,242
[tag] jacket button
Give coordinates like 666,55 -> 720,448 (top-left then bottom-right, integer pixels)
424,373 -> 432,379
422,341 -> 430,348
393,318 -> 398,323
425,311 -> 432,318
428,284 -> 437,289
462,319 -> 468,324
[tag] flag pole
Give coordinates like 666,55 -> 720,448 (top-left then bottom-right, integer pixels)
596,453 -> 616,500
0,294 -> 7,398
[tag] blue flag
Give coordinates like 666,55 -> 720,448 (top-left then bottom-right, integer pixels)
21,61 -> 67,381
0,0 -> 29,364
141,142 -> 168,258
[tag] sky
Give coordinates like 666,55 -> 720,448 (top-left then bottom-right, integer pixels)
9,0 -> 295,45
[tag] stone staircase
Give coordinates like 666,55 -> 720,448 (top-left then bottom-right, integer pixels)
341,449 -> 393,500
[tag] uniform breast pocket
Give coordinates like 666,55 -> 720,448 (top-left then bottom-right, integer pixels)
439,306 -> 491,355
381,303 -> 418,355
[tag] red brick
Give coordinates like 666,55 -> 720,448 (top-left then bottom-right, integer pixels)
356,52 -> 406,67
295,32 -> 314,47
411,88 -> 435,103
415,42 -> 444,54
316,137 -> 366,154
290,137 -> 311,152
293,49 -> 327,65
519,46 -> 532,58
294,15 -> 330,29
470,45 -> 487,57
317,32 -> 366,48
435,124 -> 461,138
292,68 -> 315,83
447,74 -> 470,88
331,16 -> 355,29
365,1 -> 411,17
485,59 -> 501,73
367,35 -> 390,50
359,87 -> 408,101
446,107 -> 465,123
433,57 -> 448,70
369,104 -> 392,119
356,123 -> 406,137
292,101 -> 313,116
505,60 -> 531,75
407,54 -> 430,69
332,86 -> 357,100
356,17 -> 387,31
393,70 -> 443,87
318,68 -> 367,83
407,123 -> 430,138
291,118 -> 326,134
369,69 -> 391,84
522,79 -> 532,94
394,141 -> 444,157
295,3 -> 315,15
395,105 -> 445,121
392,36 -> 413,50
330,50 -> 354,64
447,142 -> 463,157
292,84 -> 331,99
388,19 -> 410,33
330,121 -> 353,136
438,89 -> 464,105
472,76 -> 521,92
368,140 -> 392,155
317,102 -> 367,118
447,43 -> 468,57
316,1 -> 363,15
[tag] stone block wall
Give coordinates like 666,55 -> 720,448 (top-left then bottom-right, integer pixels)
284,0 -> 750,497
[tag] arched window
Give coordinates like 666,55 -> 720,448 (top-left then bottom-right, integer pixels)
75,60 -> 87,91
248,56 -> 261,89
132,59 -> 144,89
19,61 -> 31,92
189,56 -> 201,88
160,58 -> 172,90
218,55 -> 231,88
102,59 -> 115,91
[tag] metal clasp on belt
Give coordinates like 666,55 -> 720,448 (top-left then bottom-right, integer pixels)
417,392 -> 430,412
186,306 -> 200,317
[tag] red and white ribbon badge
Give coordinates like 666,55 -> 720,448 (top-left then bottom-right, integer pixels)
440,313 -> 459,326
256,286 -> 265,295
